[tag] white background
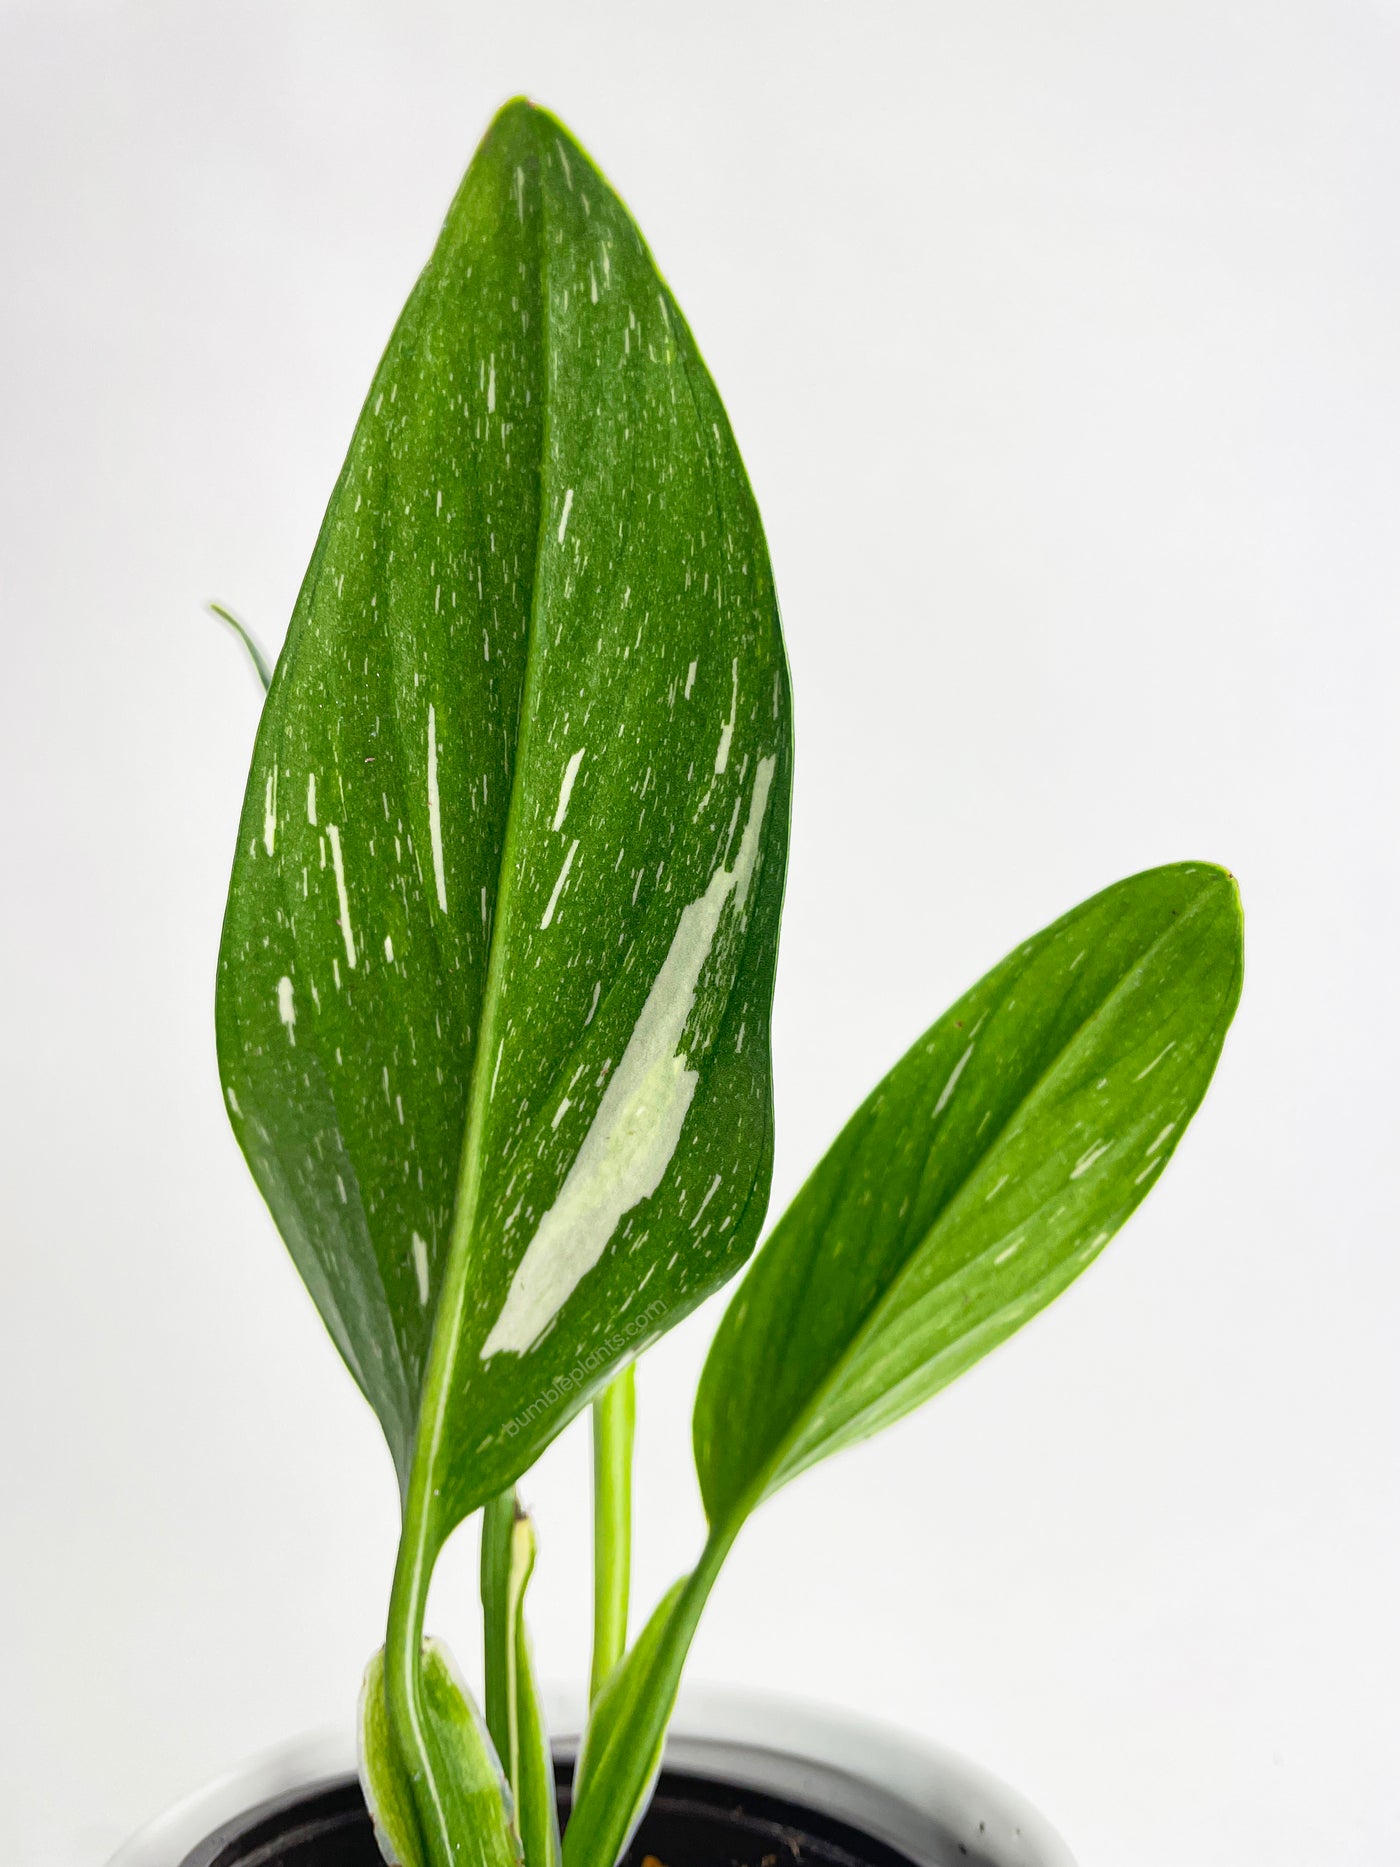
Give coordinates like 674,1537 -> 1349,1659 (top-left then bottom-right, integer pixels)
3,3 -> 1397,1863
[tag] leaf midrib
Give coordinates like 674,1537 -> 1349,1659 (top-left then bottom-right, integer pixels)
407,115 -> 559,1546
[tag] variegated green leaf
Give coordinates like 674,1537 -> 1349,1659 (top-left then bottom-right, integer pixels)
694,862 -> 1243,1527
215,96 -> 791,1517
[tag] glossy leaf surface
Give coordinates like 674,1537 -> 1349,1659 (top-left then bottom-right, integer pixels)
359,1643 -> 519,1867
694,862 -> 1243,1527
216,98 -> 791,1517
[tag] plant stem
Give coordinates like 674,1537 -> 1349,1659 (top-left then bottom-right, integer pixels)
385,1485 -> 452,1867
480,1488 -> 518,1770
564,1518 -> 737,1867
589,1365 -> 636,1701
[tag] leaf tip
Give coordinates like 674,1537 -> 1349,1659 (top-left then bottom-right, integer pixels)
1180,860 -> 1245,955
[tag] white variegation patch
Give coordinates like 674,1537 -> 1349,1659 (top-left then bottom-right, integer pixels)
552,747 -> 585,830
427,703 -> 448,913
481,754 -> 776,1358
327,824 -> 357,969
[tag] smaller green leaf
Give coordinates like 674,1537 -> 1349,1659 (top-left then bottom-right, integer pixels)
567,865 -> 1242,1867
565,1538 -> 726,1867
694,861 -> 1244,1528
359,1642 -> 520,1867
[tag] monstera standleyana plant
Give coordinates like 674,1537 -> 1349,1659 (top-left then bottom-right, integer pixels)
215,97 -> 1243,1867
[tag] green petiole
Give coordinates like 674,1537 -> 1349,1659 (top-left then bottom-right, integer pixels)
589,1366 -> 636,1703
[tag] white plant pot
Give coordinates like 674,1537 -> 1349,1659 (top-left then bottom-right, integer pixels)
109,1685 -> 1076,1867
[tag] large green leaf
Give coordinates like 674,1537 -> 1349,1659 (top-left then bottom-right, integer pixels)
693,862 -> 1243,1529
215,97 -> 791,1518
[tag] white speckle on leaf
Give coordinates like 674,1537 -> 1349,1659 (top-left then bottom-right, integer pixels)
487,354 -> 496,412
427,704 -> 448,914
277,975 -> 296,1043
412,1233 -> 431,1305
263,762 -> 278,855
1146,1122 -> 1175,1156
1071,1140 -> 1112,1179
557,488 -> 574,545
691,1174 -> 722,1228
541,840 -> 579,928
552,748 -> 585,831
226,1085 -> 241,1116
327,826 -> 357,968
552,1097 -> 571,1130
1135,1041 -> 1176,1081
482,755 -> 776,1358
684,659 -> 697,699
384,934 -> 394,963
933,1044 -> 973,1117
306,773 -> 317,826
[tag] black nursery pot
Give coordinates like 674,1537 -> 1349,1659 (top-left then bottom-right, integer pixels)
111,1695 -> 1075,1867
181,1762 -> 931,1867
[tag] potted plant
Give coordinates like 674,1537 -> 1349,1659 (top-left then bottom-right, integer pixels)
118,96 -> 1242,1867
